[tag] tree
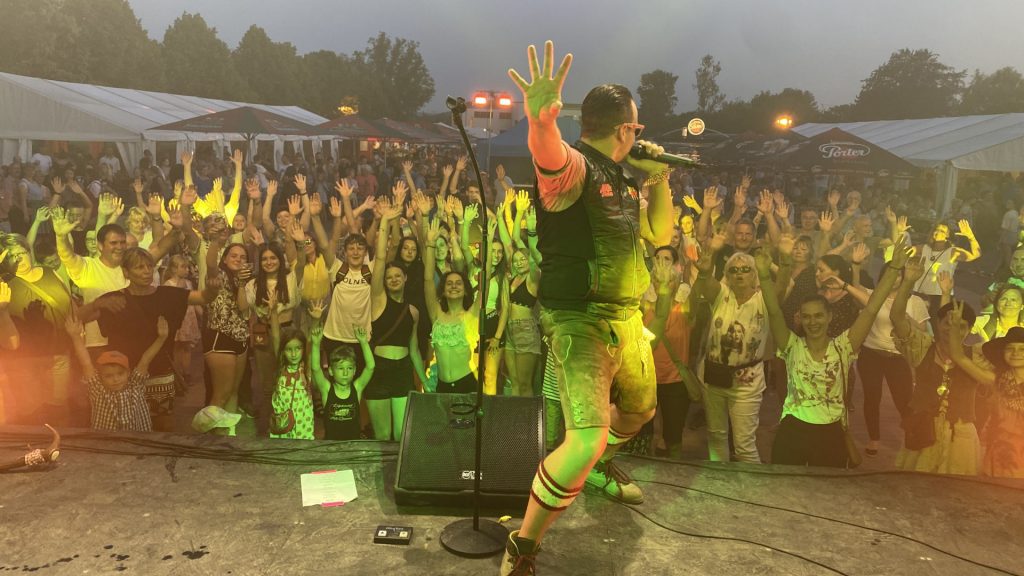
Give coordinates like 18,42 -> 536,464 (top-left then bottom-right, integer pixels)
636,69 -> 678,135
0,0 -> 163,90
233,26 -> 306,105
748,88 -> 820,133
694,54 -> 726,114
854,49 -> 965,120
160,12 -> 253,101
960,67 -> 1024,115
300,50 -> 363,119
352,32 -> 435,119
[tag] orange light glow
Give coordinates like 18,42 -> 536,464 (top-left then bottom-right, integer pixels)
775,115 -> 794,129
497,95 -> 513,107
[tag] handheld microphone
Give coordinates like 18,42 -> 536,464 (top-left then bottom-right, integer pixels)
629,144 -> 702,167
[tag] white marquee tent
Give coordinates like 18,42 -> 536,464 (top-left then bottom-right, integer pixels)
0,71 -> 329,171
794,113 -> 1024,215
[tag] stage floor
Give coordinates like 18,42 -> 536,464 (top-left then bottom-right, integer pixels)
0,427 -> 1022,576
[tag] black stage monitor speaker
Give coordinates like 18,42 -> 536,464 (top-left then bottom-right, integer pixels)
395,392 -> 545,509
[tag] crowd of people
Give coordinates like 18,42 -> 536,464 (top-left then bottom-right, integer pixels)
0,137 -> 1022,480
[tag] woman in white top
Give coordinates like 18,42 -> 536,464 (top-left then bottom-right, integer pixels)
913,220 -> 980,317
693,232 -> 769,463
760,236 -> 910,467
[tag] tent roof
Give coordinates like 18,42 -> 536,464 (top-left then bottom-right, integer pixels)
0,71 -> 327,142
793,113 -> 1024,171
488,116 -> 582,158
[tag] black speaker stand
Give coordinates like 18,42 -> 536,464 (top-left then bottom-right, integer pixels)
438,96 -> 508,557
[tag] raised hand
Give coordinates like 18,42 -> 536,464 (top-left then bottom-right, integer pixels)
526,205 -> 537,231
335,179 -> 353,200
774,194 -> 790,220
412,190 -> 432,215
307,298 -> 326,320
508,40 -> 572,124
360,195 -> 376,213
840,230 -> 856,248
426,216 -> 441,244
852,242 -> 870,264
211,177 -> 223,194
739,175 -> 752,191
354,325 -> 368,343
294,173 -> 307,193
703,187 -> 721,211
818,211 -> 836,233
289,220 -> 306,242
245,178 -> 261,200
757,189 -> 773,214
51,206 -> 79,236
455,156 -> 468,172
132,178 -> 144,196
146,194 -> 163,217
379,196 -> 402,221
51,177 -> 65,196
937,270 -> 954,294
180,150 -> 193,166
267,180 -> 279,198
904,254 -> 926,283
310,321 -> 324,343
651,258 -> 676,288
68,180 -> 84,197
402,160 -> 414,174
956,219 -> 975,240
167,203 -> 185,228
181,184 -> 198,207
515,190 -> 530,214
682,194 -> 701,213
287,195 -> 302,216
948,300 -> 969,347
828,190 -> 840,209
309,193 -> 323,216
248,227 -> 265,246
449,196 -> 465,220
329,196 -> 342,218
111,197 -> 125,220
463,201 -> 479,224
896,215 -> 910,236
890,236 -> 914,269
64,306 -> 84,338
392,180 -> 408,207
442,164 -> 454,179
709,229 -> 727,253
34,206 -> 51,223
173,180 -> 183,199
232,148 -> 243,167
97,194 -> 115,217
733,186 -> 747,210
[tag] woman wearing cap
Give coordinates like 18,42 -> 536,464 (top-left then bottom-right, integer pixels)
890,255 -> 981,475
946,306 -> 1024,478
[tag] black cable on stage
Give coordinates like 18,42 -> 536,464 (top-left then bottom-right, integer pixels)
634,478 -> 1021,576
622,453 -> 1024,493
615,500 -> 851,576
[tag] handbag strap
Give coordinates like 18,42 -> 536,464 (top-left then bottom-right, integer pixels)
374,301 -> 409,346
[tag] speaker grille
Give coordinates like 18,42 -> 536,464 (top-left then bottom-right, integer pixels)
396,393 -> 544,502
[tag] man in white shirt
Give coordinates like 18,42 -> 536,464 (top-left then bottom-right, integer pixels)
99,145 -> 122,176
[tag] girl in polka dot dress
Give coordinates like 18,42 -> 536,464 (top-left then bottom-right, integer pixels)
269,291 -> 315,440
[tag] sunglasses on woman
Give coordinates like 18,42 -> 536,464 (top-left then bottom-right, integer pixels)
728,266 -> 752,275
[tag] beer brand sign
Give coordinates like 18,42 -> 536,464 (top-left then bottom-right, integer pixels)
818,142 -> 870,160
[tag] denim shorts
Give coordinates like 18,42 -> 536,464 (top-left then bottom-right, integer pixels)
541,307 -> 656,429
506,318 -> 542,355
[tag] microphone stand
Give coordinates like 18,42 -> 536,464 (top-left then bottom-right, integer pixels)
439,96 -> 509,557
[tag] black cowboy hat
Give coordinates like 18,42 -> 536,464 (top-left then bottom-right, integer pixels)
982,326 -> 1024,367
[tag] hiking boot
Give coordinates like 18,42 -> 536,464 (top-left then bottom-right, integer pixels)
500,530 -> 539,575
586,459 -> 644,504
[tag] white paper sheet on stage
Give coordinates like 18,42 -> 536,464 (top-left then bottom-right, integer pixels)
300,469 -> 358,507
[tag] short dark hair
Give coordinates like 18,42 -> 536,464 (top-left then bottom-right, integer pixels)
343,234 -> 367,250
580,84 -> 634,139
329,345 -> 356,367
654,245 -> 679,264
800,294 -> 831,313
97,223 -> 126,244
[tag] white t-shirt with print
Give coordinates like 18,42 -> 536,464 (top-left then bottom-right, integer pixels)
68,257 -> 128,347
778,331 -> 856,425
705,285 -> 769,395
323,259 -> 373,343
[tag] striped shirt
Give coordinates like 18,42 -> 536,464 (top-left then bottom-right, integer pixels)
88,372 -> 152,432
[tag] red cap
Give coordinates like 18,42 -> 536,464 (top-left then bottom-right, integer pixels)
96,351 -> 131,371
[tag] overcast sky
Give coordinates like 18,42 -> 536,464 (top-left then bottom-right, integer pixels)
130,0 -> 1024,115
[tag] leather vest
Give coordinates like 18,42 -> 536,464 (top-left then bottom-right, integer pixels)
532,141 -> 648,319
